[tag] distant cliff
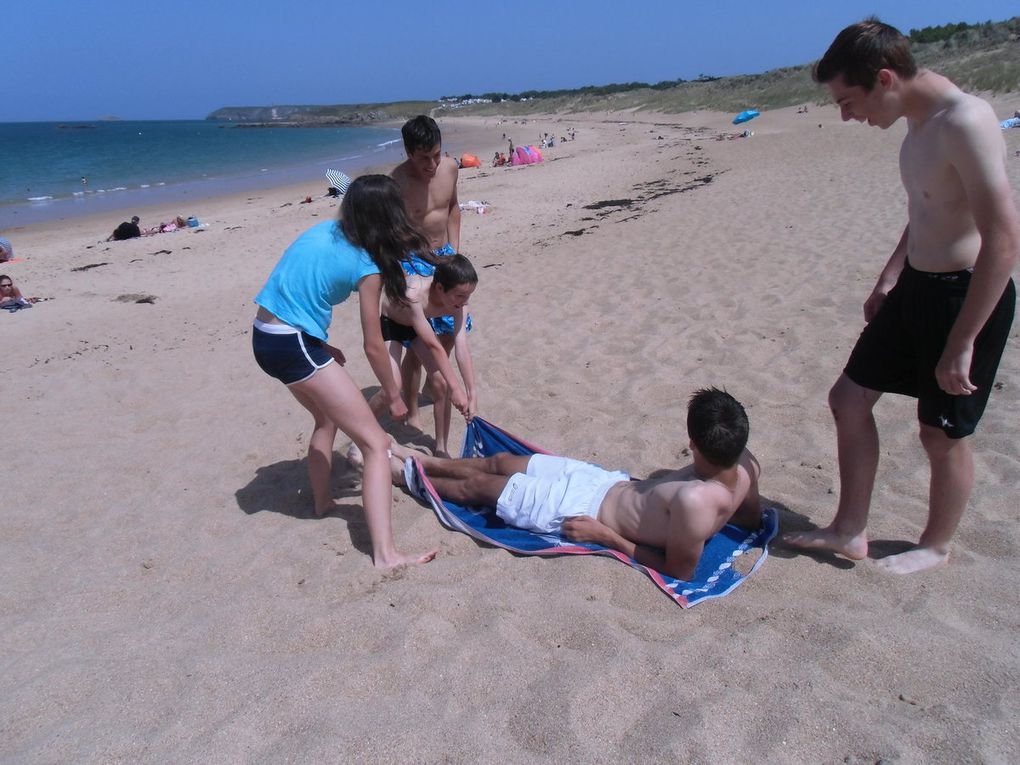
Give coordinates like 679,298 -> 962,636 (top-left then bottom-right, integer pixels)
205,102 -> 437,125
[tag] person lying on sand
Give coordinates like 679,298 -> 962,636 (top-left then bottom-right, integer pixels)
392,388 -> 762,581
0,275 -> 37,309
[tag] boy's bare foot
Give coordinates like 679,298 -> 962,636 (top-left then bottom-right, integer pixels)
314,499 -> 342,518
875,545 -> 948,574
406,413 -> 424,431
374,548 -> 439,568
782,526 -> 868,560
389,441 -> 421,461
346,443 -> 364,470
389,453 -> 407,485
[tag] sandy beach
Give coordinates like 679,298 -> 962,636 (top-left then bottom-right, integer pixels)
3,103 -> 1020,762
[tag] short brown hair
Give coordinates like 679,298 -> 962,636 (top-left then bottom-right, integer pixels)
813,18 -> 917,90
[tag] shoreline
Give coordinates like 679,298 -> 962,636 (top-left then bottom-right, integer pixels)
0,114 -> 572,247
0,117 -> 496,231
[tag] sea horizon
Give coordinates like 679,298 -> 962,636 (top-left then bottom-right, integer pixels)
0,120 -> 407,229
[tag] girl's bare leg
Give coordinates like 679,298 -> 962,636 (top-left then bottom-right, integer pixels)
292,363 -> 437,568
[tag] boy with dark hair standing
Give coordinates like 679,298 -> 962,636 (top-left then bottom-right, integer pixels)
392,116 -> 475,434
785,19 -> 1018,573
391,388 -> 762,581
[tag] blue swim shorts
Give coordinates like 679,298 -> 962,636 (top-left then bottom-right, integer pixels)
400,243 -> 457,277
428,313 -> 473,336
401,244 -> 475,337
252,320 -> 332,385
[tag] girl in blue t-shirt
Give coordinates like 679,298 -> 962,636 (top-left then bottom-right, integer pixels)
253,174 -> 437,568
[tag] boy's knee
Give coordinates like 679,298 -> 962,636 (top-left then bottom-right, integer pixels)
828,377 -> 873,418
918,424 -> 963,457
360,428 -> 391,455
429,372 -> 449,398
489,452 -> 516,473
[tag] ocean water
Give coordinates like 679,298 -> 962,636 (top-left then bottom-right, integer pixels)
0,120 -> 405,227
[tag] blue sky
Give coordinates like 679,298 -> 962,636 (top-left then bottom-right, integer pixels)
6,1 -> 1017,121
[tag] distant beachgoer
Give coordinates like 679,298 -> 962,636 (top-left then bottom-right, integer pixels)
783,19 -> 1018,574
107,216 -> 141,241
0,275 -> 34,310
0,237 -> 12,262
252,174 -> 438,568
142,216 -> 187,235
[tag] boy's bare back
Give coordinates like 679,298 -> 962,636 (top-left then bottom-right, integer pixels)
596,450 -> 761,577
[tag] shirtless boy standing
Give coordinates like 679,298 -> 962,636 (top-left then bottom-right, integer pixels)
392,388 -> 762,581
785,20 -> 1018,573
392,116 -> 473,431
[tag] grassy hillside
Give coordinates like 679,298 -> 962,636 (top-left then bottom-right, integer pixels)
456,17 -> 1020,116
206,17 -> 1020,122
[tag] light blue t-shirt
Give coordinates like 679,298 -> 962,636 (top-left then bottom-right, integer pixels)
254,220 -> 380,341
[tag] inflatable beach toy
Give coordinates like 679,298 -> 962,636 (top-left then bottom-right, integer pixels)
460,153 -> 481,168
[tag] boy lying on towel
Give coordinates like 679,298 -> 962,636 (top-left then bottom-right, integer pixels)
392,388 -> 762,581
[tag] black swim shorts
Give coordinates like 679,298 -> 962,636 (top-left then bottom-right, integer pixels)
380,315 -> 417,343
844,262 -> 1015,438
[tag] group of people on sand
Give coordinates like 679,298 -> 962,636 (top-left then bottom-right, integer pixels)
251,20 -> 1018,581
107,215 -> 193,241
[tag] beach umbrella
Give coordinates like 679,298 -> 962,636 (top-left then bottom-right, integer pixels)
325,169 -> 351,195
732,110 -> 760,125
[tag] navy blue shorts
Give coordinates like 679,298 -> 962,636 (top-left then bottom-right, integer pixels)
252,324 -> 332,385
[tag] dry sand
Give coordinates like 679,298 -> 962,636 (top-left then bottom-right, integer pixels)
3,103 -> 1020,762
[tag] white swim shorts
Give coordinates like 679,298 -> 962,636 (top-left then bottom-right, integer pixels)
496,454 -> 630,534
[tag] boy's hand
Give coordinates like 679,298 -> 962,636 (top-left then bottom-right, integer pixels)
388,394 -> 409,421
325,344 -> 347,366
863,288 -> 888,322
451,387 -> 469,418
562,515 -> 610,546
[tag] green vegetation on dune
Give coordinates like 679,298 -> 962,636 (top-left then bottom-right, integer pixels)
206,17 -> 1019,123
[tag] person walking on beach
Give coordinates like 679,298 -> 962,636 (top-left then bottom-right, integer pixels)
784,19 -> 1018,574
391,116 -> 477,439
252,174 -> 438,568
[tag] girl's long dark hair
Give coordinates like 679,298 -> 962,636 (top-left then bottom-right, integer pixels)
339,174 -> 432,305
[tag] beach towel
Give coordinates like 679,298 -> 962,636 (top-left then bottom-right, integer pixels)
408,418 -> 778,608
